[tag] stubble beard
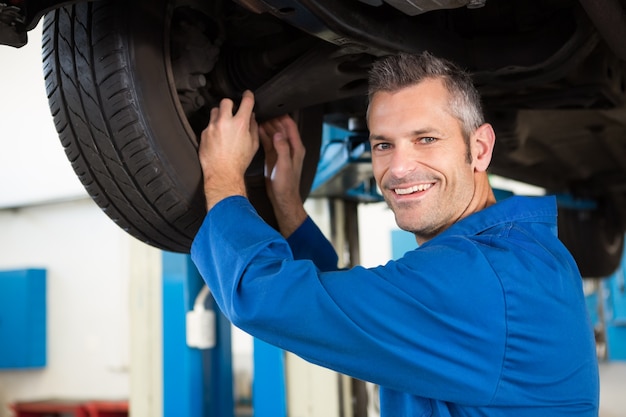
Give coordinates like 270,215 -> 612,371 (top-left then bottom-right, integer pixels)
387,198 -> 443,242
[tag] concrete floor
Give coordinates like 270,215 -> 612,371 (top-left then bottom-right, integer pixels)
599,361 -> 626,417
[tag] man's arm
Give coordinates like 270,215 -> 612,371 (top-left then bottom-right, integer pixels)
287,216 -> 339,272
194,95 -> 503,403
198,90 -> 259,210
198,92 -> 337,268
198,91 -> 310,236
259,114 -> 338,268
259,114 -> 308,237
191,201 -> 505,404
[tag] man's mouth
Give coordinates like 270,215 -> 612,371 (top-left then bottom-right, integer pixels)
394,183 -> 434,195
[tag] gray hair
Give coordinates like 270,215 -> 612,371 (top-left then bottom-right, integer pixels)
368,52 -> 485,144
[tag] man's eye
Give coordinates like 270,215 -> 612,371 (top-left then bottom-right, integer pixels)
420,137 -> 437,144
373,143 -> 391,151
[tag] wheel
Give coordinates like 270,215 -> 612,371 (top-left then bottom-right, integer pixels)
558,204 -> 625,278
41,0 -> 321,252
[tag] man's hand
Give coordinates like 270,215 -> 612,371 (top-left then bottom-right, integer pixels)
199,90 -> 259,210
259,114 -> 308,237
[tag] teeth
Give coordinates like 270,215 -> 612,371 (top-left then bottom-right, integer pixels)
395,183 -> 433,195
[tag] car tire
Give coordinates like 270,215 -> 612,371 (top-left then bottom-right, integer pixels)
41,0 -> 320,252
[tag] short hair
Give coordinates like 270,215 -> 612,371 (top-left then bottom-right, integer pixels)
367,51 -> 485,142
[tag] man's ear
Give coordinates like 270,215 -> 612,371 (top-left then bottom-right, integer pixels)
472,123 -> 496,172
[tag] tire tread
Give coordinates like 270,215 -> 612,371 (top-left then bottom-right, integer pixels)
43,2 -> 201,252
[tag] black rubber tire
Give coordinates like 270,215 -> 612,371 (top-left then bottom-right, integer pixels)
558,205 -> 625,278
41,0 -> 320,252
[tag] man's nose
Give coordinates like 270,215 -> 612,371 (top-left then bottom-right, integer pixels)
388,147 -> 417,178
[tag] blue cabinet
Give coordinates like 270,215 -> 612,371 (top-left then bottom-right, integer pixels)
0,269 -> 46,369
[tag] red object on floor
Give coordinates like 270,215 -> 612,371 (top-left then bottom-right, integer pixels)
84,401 -> 128,417
11,399 -> 88,417
11,399 -> 128,417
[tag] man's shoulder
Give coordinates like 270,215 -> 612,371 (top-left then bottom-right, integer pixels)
433,195 -> 557,242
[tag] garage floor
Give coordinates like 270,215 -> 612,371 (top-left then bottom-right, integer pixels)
599,361 -> 626,416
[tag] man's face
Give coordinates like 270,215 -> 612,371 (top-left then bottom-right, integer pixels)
367,78 -> 479,242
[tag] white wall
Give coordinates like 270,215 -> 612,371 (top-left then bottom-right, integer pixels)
0,198 -> 137,416
0,22 -> 86,209
0,20 -> 147,416
358,202 -> 402,267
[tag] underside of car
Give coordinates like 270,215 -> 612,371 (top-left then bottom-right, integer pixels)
2,0 -> 626,277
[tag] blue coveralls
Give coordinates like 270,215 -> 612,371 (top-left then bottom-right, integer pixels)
191,195 -> 599,416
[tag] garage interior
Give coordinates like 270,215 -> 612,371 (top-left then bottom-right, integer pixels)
2,14 -> 626,417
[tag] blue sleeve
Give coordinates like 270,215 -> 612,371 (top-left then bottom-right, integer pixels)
286,216 -> 338,272
191,196 -> 505,405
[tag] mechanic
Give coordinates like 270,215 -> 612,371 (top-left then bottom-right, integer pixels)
191,52 -> 599,416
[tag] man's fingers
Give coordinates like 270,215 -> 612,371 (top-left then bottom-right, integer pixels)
208,107 -> 219,127
259,125 -> 272,151
273,132 -> 292,162
214,91 -> 254,123
218,98 -> 234,117
200,107 -> 219,151
263,117 -> 287,136
236,90 -> 255,119
280,117 -> 305,160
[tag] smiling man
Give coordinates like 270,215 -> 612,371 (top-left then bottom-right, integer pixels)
367,74 -> 496,244
191,52 -> 599,416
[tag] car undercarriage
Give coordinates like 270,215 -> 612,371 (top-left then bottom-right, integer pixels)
2,0 -> 626,276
